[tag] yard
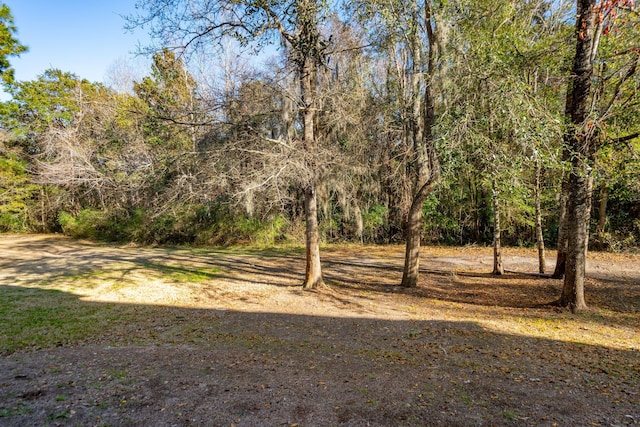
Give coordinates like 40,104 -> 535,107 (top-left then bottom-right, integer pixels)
0,234 -> 638,426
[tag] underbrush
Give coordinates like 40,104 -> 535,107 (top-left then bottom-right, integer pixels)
57,206 -> 295,247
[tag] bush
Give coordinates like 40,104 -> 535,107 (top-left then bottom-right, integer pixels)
57,203 -> 292,247
58,209 -> 108,240
594,231 -> 637,252
195,204 -> 289,246
362,204 -> 387,243
58,209 -> 148,242
422,194 -> 461,244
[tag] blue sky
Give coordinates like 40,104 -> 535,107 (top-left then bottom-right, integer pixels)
2,0 -> 150,98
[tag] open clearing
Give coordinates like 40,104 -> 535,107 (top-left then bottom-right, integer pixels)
0,234 -> 639,426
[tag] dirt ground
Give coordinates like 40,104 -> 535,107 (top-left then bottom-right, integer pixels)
0,234 -> 639,426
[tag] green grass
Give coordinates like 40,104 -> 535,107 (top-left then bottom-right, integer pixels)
0,258 -> 226,353
0,281 -> 279,354
0,287 -> 100,352
190,245 -> 304,257
502,409 -> 519,421
0,285 -> 164,353
140,262 -> 220,283
0,402 -> 30,418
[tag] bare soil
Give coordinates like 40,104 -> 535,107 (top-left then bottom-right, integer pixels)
0,234 -> 639,426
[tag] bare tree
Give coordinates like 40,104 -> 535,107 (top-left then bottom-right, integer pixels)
128,0 -> 332,288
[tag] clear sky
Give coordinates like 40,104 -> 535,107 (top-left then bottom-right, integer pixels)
1,0 -> 150,98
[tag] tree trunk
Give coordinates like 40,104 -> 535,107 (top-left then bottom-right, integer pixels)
492,184 -> 504,275
354,202 -> 364,243
282,77 -> 296,142
40,187 -> 47,232
597,183 -> 608,236
584,174 -> 594,258
300,50 -> 324,289
535,159 -> 546,274
400,1 -> 439,287
401,198 -> 423,287
558,170 -> 589,311
557,0 -> 597,310
552,169 -> 569,278
303,185 -> 323,289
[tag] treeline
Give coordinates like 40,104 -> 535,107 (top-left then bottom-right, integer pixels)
1,0 -> 639,253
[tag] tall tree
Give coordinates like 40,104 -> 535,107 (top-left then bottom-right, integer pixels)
399,0 -> 441,287
557,0 -> 638,310
447,0 -> 565,274
354,0 -> 442,287
134,49 -> 200,151
534,155 -> 547,273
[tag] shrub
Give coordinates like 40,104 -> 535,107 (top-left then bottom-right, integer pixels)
195,203 -> 289,246
362,204 -> 387,243
0,156 -> 38,232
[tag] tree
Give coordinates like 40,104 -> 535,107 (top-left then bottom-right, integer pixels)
446,0 -> 566,275
354,0 -> 442,287
593,142 -> 640,249
0,3 -> 27,85
132,48 -> 208,217
134,49 -> 200,150
1,70 -> 131,227
128,0 -> 332,288
1,69 -> 86,138
0,132 -> 38,231
534,154 -> 547,273
398,1 -> 441,287
557,0 -> 639,310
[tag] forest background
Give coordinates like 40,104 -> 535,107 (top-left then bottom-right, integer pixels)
0,0 -> 639,294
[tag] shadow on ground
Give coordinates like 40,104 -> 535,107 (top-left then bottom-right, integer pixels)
1,235 -> 639,331
1,284 -> 639,427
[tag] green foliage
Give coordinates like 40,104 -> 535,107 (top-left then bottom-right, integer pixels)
58,209 -> 150,242
133,48 -> 199,150
0,3 -> 27,84
197,207 -> 289,247
1,0 -> 637,254
422,193 -> 461,244
362,204 -> 387,242
0,154 -> 37,232
58,208 -> 175,243
56,204 -> 292,247
0,69 -> 96,137
58,209 -> 109,240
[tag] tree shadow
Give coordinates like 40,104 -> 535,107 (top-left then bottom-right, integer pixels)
1,235 -> 637,336
0,284 -> 638,427
320,258 -> 639,333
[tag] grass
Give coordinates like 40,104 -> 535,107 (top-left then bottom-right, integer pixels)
1,239 -> 638,356
0,402 -> 30,418
0,254 -> 229,354
502,409 -> 519,421
140,262 -> 220,283
0,286 -> 103,352
0,283 -> 284,354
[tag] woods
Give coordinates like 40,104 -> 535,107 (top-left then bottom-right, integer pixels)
1,1 -> 640,309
